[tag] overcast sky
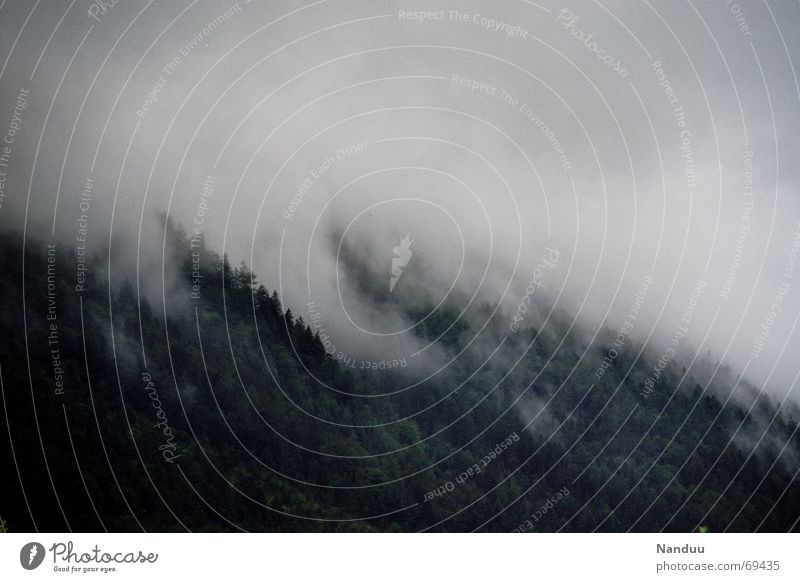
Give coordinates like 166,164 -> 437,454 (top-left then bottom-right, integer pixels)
1,0 -> 800,399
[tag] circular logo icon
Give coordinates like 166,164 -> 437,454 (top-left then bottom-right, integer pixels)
20,542 -> 46,570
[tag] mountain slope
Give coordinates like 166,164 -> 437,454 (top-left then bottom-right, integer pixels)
0,227 -> 798,532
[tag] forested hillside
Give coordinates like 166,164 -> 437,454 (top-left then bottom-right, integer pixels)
1,225 -> 799,532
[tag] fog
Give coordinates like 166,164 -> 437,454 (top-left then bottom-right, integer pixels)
1,0 -> 799,400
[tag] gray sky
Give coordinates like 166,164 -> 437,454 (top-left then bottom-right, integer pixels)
1,0 -> 800,398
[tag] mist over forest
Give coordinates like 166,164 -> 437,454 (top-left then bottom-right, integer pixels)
1,0 -> 800,533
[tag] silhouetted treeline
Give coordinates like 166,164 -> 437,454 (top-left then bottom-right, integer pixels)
0,224 -> 798,532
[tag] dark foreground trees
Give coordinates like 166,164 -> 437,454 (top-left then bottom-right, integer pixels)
0,227 -> 798,532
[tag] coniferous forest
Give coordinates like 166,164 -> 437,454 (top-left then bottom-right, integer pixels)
1,224 -> 798,533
